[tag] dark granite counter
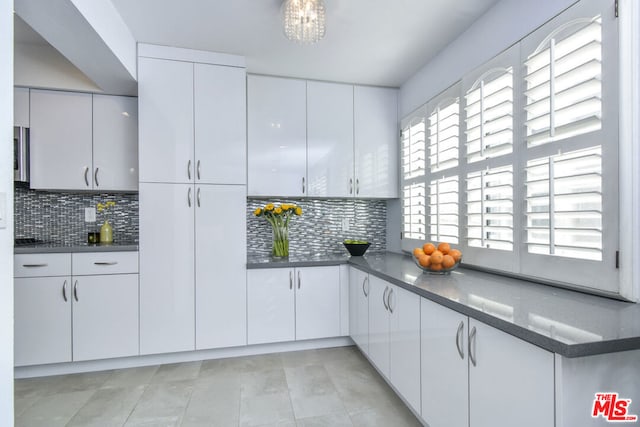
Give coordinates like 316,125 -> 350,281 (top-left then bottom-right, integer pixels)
14,242 -> 139,254
248,251 -> 640,358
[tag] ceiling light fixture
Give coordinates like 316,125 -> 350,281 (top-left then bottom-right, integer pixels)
282,0 -> 326,44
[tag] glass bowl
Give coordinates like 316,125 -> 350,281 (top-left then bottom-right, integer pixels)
412,254 -> 461,274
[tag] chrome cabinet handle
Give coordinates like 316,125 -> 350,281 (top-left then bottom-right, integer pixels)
289,271 -> 293,290
383,286 -> 389,310
197,188 -> 201,207
456,321 -> 465,359
362,277 -> 369,297
22,263 -> 48,268
302,177 -> 305,194
187,160 -> 192,180
349,178 -> 353,194
73,280 -> 79,302
62,280 -> 68,302
469,326 -> 477,367
187,188 -> 192,207
197,160 -> 201,180
84,166 -> 89,187
297,270 -> 301,289
94,167 -> 100,187
387,288 -> 394,313
356,178 -> 360,195
94,261 -> 118,266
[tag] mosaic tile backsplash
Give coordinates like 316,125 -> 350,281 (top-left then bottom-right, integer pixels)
14,183 -> 139,245
247,198 -> 387,257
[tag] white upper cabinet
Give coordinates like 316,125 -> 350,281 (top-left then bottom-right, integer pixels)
194,64 -> 246,185
92,95 -> 138,191
138,57 -> 194,184
14,87 -> 29,127
307,81 -> 354,197
29,90 -> 93,190
247,75 -> 307,197
354,86 -> 399,198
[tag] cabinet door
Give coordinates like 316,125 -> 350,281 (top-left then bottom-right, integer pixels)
72,274 -> 139,361
14,277 -> 72,366
247,268 -> 295,345
194,64 -> 246,185
14,87 -> 29,127
354,86 -> 398,198
92,94 -> 138,191
247,75 -> 307,197
349,267 -> 369,354
469,319 -> 555,427
307,81 -> 354,197
388,285 -> 421,414
195,184 -> 247,349
29,90 -> 93,190
368,275 -> 391,378
421,297 -> 469,427
138,57 -> 194,184
295,266 -> 341,340
139,183 -> 195,354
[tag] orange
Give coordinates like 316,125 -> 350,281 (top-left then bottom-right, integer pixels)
430,250 -> 443,264
423,242 -> 436,255
413,247 -> 425,258
437,242 -> 451,254
429,263 -> 443,271
418,254 -> 431,268
449,249 -> 462,262
442,254 -> 455,269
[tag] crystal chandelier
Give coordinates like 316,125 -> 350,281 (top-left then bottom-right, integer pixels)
282,0 -> 326,44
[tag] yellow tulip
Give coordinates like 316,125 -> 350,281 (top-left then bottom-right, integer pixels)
265,203 -> 274,211
254,208 -> 263,216
274,207 -> 283,214
295,207 -> 302,216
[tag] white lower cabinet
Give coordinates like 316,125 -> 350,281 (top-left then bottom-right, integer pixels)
247,266 -> 341,345
368,275 -> 391,376
421,297 -> 555,427
349,267 -> 369,353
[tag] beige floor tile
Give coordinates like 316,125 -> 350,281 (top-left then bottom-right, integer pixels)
239,391 -> 295,427
296,412 -> 354,427
66,386 -> 145,427
285,365 -> 337,396
183,379 -> 242,426
349,403 -> 421,427
150,361 -> 202,384
242,368 -> 289,397
15,389 -> 96,427
124,415 -> 182,426
125,380 -> 193,424
201,353 -> 283,377
101,365 -> 160,389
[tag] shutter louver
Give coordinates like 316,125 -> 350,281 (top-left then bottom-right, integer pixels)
429,99 -> 459,172
466,166 -> 513,251
524,17 -> 602,147
465,69 -> 514,163
402,116 -> 426,180
429,176 -> 459,244
525,146 -> 602,260
402,183 -> 426,240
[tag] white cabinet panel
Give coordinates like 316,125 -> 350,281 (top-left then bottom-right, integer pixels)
29,90 -> 93,190
295,266 -> 341,340
469,319 -> 555,427
421,297 -> 469,427
92,94 -> 138,191
349,267 -> 369,354
354,86 -> 398,198
14,277 -> 72,366
72,274 -> 139,361
138,57 -> 194,184
247,268 -> 295,344
194,64 -> 246,185
307,81 -> 354,197
368,275 -> 391,378
388,285 -> 421,413
14,253 -> 71,278
247,75 -> 307,197
139,183 -> 195,355
14,87 -> 29,127
71,251 -> 138,276
196,185 -> 247,349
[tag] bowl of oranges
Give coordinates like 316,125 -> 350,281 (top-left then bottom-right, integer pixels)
412,242 -> 462,274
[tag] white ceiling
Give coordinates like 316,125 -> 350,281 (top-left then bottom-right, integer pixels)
110,0 -> 501,88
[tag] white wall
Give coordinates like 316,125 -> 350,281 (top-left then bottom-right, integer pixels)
399,0 -> 577,117
1,0 -> 14,424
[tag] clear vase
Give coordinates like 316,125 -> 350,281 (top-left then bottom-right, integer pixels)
272,224 -> 289,258
100,219 -> 113,244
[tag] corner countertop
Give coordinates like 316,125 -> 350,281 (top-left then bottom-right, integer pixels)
247,251 -> 640,358
14,242 -> 139,254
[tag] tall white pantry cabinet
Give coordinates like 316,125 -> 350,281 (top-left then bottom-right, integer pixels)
138,44 -> 247,355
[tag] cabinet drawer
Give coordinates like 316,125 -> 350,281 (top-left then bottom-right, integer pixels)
72,252 -> 139,275
14,253 -> 71,277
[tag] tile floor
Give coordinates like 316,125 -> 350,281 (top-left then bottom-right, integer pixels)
14,346 -> 422,427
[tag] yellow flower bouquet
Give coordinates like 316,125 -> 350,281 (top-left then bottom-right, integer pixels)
254,203 -> 303,257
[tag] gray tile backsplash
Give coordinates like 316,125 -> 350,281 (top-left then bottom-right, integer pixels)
14,183 -> 139,245
247,198 -> 387,257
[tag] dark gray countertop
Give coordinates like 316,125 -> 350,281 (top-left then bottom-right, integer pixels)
247,251 -> 640,358
14,242 -> 139,254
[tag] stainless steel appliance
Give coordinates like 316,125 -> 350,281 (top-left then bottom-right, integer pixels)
14,126 -> 29,182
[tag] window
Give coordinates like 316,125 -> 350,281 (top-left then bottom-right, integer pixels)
401,0 -> 619,294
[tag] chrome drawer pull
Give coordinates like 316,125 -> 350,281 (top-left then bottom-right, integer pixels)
469,326 -> 477,367
73,280 -> 79,302
456,321 -> 464,359
22,263 -> 48,268
62,280 -> 68,302
383,286 -> 389,310
94,261 -> 118,266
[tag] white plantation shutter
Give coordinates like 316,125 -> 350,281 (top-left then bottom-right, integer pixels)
401,108 -> 427,244
401,113 -> 426,180
429,175 -> 459,244
402,183 -> 426,240
465,68 -> 514,163
466,166 -> 513,251
428,97 -> 459,172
